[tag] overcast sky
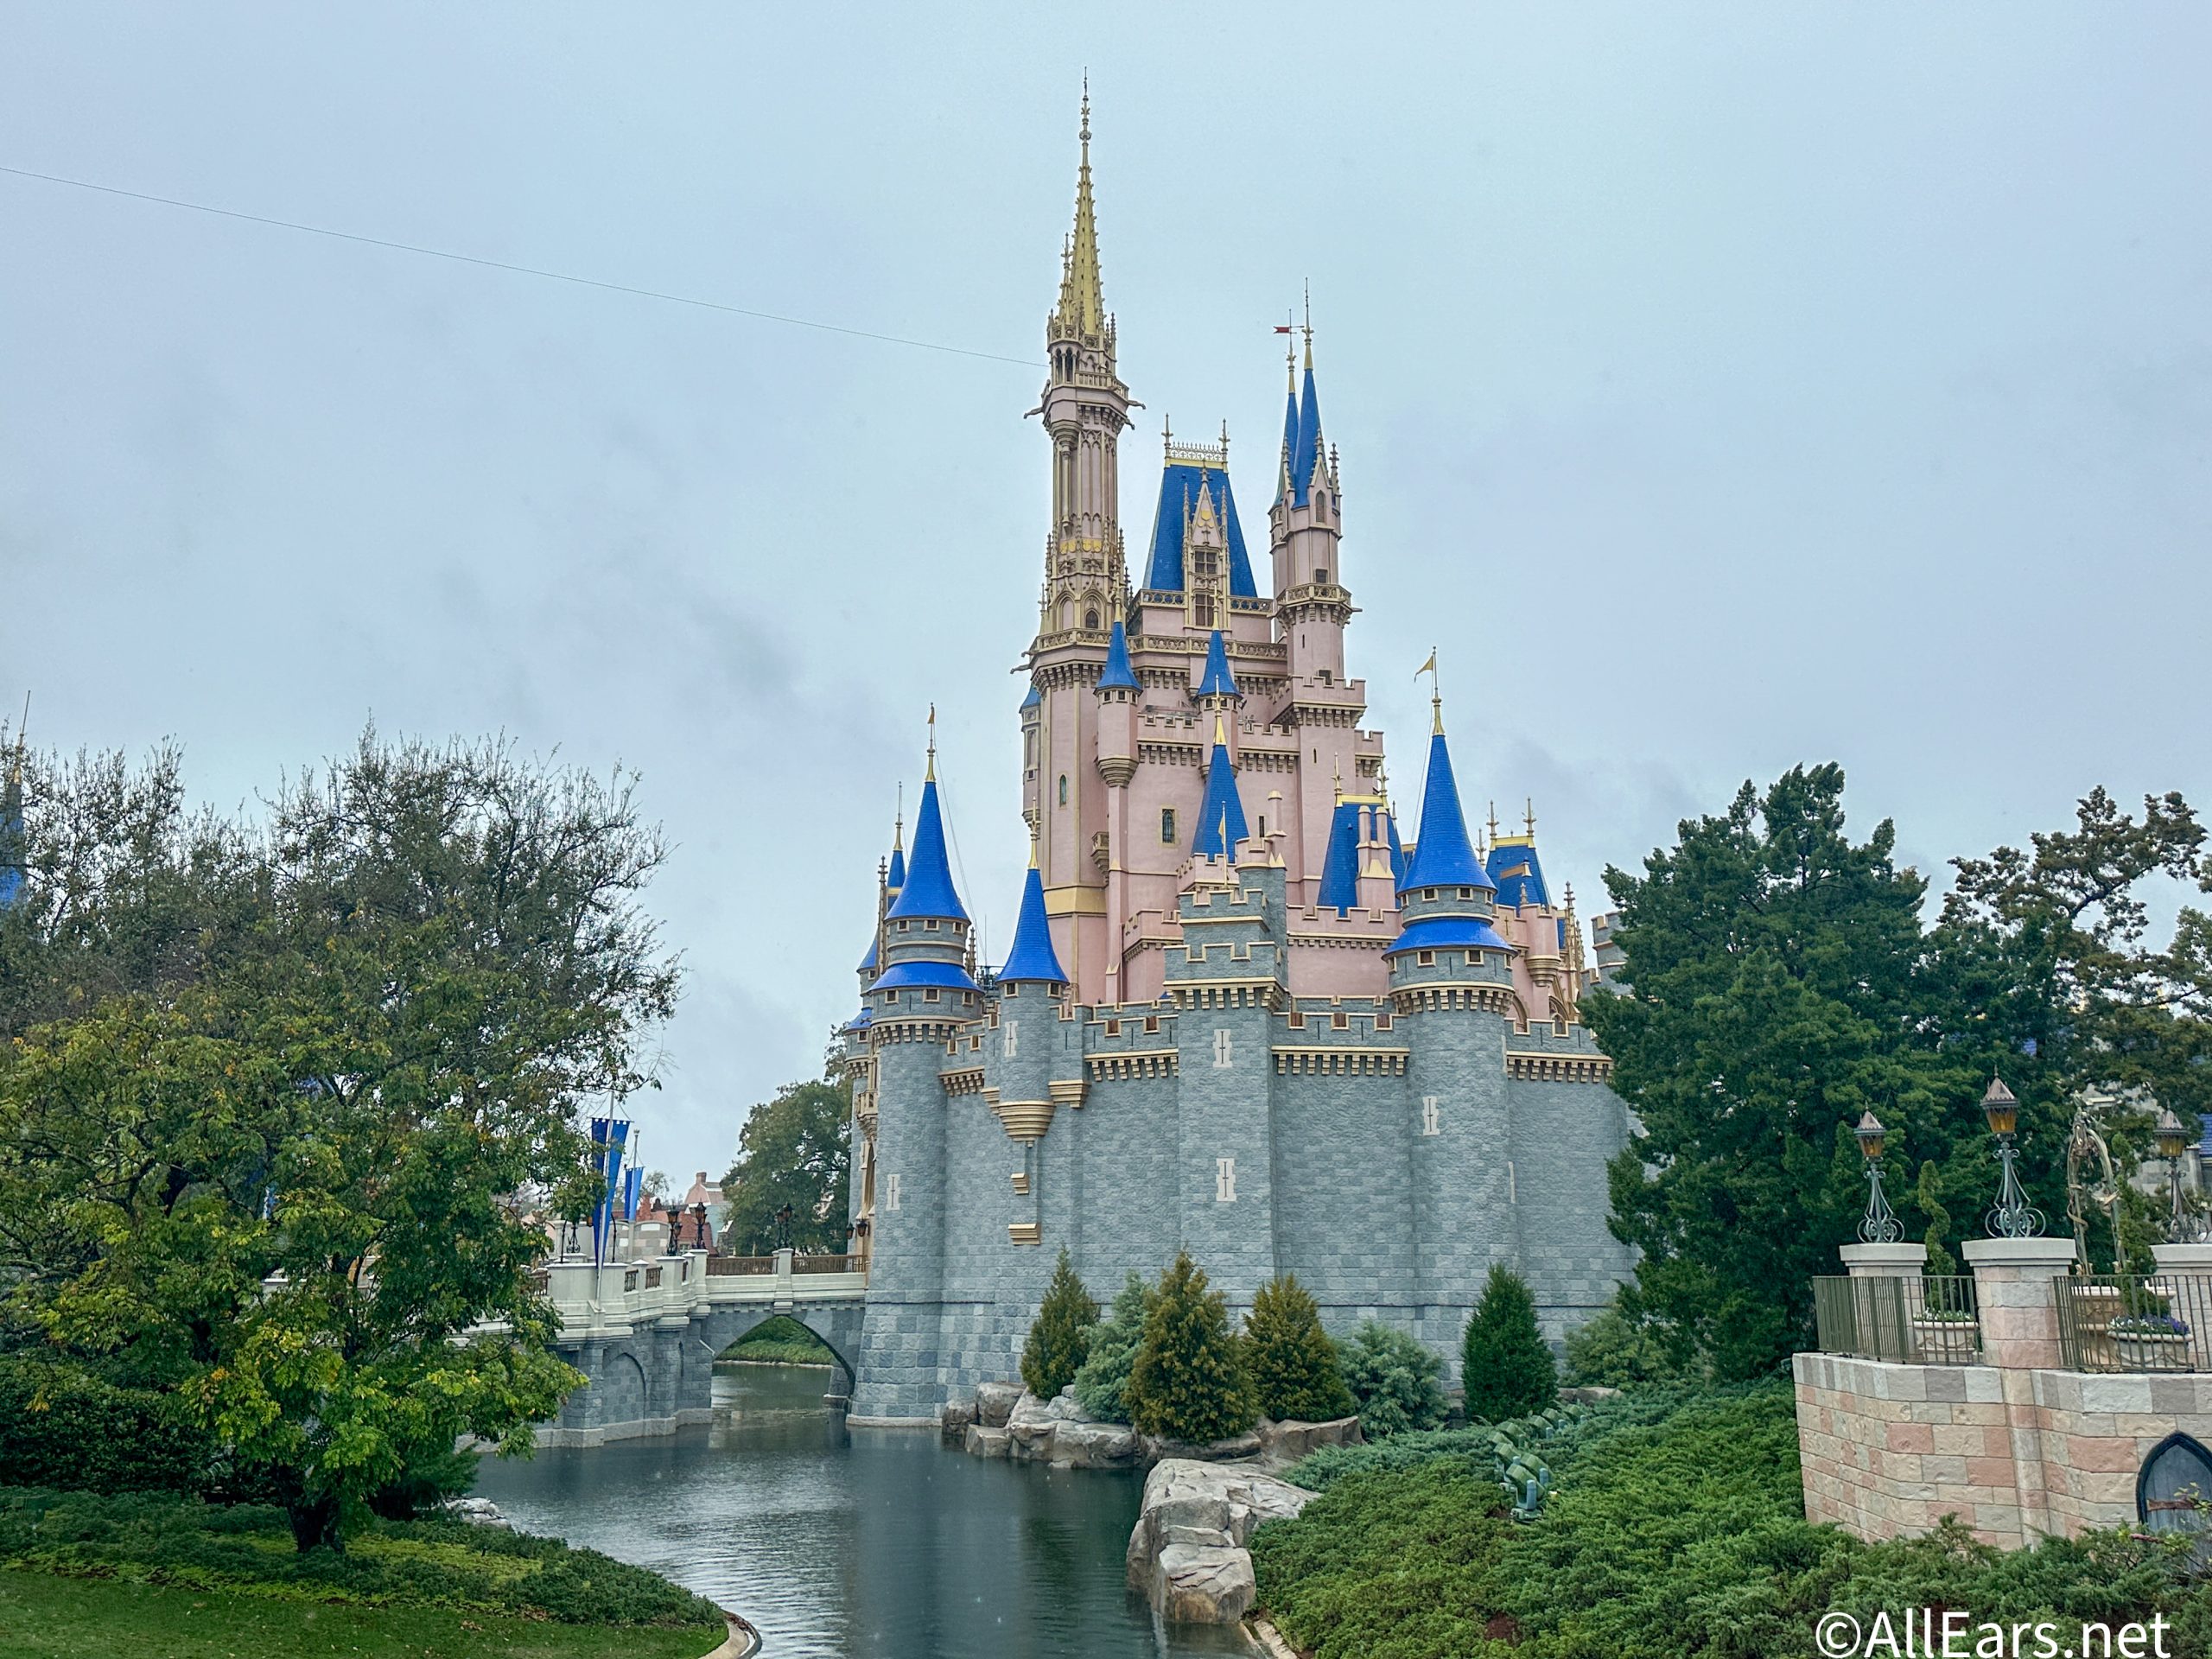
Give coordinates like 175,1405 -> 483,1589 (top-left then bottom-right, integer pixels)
3,5 -> 2206,1179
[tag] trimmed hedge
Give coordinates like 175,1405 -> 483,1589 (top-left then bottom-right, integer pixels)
0,1359 -> 212,1496
0,1487 -> 722,1629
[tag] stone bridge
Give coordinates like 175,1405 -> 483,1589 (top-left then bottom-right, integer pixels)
535,1250 -> 868,1446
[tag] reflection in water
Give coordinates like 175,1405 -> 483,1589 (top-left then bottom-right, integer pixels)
472,1363 -> 1249,1658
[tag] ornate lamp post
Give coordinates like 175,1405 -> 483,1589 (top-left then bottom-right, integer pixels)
2154,1107 -> 2207,1245
775,1202 -> 795,1252
1981,1077 -> 2044,1239
1854,1111 -> 1903,1244
689,1202 -> 709,1252
664,1201 -> 682,1255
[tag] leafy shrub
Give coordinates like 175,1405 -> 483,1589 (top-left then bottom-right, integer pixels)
1127,1251 -> 1256,1443
1560,1300 -> 1692,1389
1336,1320 -> 1445,1438
1254,1384 -> 2212,1659
1019,1249 -> 1099,1400
1243,1275 -> 1356,1423
0,1487 -> 723,1628
723,1313 -> 836,1365
1073,1271 -> 1154,1423
0,1357 -> 212,1495
1460,1264 -> 1557,1421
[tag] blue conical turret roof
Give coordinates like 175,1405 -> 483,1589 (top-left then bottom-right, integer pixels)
886,773 -> 969,922
1292,359 -> 1325,505
886,815 -> 907,894
1195,630 -> 1241,700
1096,621 -> 1140,692
1191,718 -> 1249,860
1398,725 -> 1492,893
996,857 -> 1068,984
1317,799 -> 1361,911
1020,681 -> 1042,714
1275,359 -> 1300,501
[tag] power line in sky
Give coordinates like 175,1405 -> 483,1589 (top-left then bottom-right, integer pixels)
0,162 -> 1044,369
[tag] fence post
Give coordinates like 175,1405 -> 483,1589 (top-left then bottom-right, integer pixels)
1840,1243 -> 1927,1280
1961,1236 -> 2078,1543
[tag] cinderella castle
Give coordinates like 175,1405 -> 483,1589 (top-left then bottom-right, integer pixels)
839,103 -> 1631,1422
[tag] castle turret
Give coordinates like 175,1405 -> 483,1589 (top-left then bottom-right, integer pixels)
1192,715 -> 1249,861
855,732 -> 980,1419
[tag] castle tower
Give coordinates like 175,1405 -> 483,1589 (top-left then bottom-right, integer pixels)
1268,325 -> 1365,907
854,734 -> 982,1420
1029,90 -> 1132,1000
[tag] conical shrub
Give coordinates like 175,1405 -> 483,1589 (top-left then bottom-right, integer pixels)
1019,1248 -> 1099,1400
1127,1251 -> 1256,1443
1073,1271 -> 1156,1423
1243,1274 -> 1355,1422
1461,1262 -> 1557,1422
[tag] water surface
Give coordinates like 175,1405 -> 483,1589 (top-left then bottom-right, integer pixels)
473,1363 -> 1249,1657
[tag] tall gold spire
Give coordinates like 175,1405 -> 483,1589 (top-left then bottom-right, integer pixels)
1053,79 -> 1106,340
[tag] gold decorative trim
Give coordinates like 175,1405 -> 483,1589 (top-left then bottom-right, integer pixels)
941,1067 -> 987,1096
1087,1049 -> 1178,1081
1049,1078 -> 1089,1109
1045,885 -> 1109,917
993,1098 -> 1056,1142
1505,1052 -> 1613,1084
1008,1222 -> 1042,1246
1010,1171 -> 1030,1196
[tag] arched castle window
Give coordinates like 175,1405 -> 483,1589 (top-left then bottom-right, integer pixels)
1084,607 -> 1100,630
1059,774 -> 1069,806
1160,807 -> 1176,843
2140,1433 -> 2212,1560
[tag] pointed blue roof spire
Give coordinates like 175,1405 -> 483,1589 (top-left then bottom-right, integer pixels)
1292,292 -> 1326,506
1096,620 -> 1140,692
1191,715 -> 1249,860
886,714 -> 970,922
1317,798 -> 1362,911
1194,630 -> 1241,701
886,796 -> 907,893
1275,339 -> 1300,501
996,844 -> 1068,985
1020,680 -> 1042,714
1397,699 -> 1493,893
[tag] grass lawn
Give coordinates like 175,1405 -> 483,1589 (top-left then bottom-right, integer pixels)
0,1570 -> 724,1658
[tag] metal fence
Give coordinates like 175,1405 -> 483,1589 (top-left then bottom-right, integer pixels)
1812,1274 -> 1982,1364
793,1254 -> 864,1274
707,1255 -> 777,1277
2056,1274 -> 2212,1373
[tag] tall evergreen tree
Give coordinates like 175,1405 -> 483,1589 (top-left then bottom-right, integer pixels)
1460,1264 -> 1558,1421
1243,1275 -> 1355,1423
1127,1252 -> 1256,1443
1019,1249 -> 1098,1399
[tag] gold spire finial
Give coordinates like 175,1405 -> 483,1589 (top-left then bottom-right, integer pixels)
1415,649 -> 1441,733
1333,756 -> 1343,803
1028,830 -> 1039,870
893,782 -> 905,849
1525,798 -> 1536,839
1053,81 -> 1106,339
925,705 -> 937,782
1488,799 -> 1500,842
1213,713 -> 1228,747
1301,280 -> 1313,372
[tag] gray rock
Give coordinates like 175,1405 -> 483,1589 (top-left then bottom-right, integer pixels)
1257,1415 -> 1363,1462
963,1424 -> 1012,1459
940,1400 -> 978,1436
1138,1429 -> 1265,1464
1123,1457 -> 1314,1619
976,1381 -> 1022,1428
1150,1541 -> 1257,1624
439,1497 -> 505,1527
1052,1421 -> 1138,1468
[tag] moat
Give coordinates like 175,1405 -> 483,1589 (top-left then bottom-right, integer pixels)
472,1363 -> 1248,1658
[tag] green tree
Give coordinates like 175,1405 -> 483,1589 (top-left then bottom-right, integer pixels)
1460,1265 -> 1558,1421
0,734 -> 679,1551
1019,1249 -> 1098,1399
1127,1252 -> 1256,1444
1584,765 -> 1947,1380
1336,1320 -> 1445,1438
1561,1299 -> 1689,1389
1916,1160 -> 1957,1280
718,1077 -> 851,1255
1243,1275 -> 1355,1423
1072,1271 -> 1155,1424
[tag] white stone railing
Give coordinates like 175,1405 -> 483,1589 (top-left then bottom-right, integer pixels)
539,1249 -> 866,1341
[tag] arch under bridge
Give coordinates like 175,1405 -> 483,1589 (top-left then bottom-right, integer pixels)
533,1250 -> 868,1446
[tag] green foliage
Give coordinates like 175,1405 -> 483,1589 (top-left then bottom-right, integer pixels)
1460,1264 -> 1558,1422
1127,1252 -> 1256,1443
0,1357 -> 213,1495
1916,1160 -> 1958,1281
1243,1275 -> 1356,1423
1254,1385 -> 2212,1659
0,1573 -> 724,1659
1018,1249 -> 1098,1400
0,734 -> 680,1549
1561,1300 -> 1698,1389
0,1487 -> 723,1628
1072,1272 -> 1155,1424
717,1076 -> 852,1255
721,1314 -> 834,1366
1336,1319 -> 1445,1439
